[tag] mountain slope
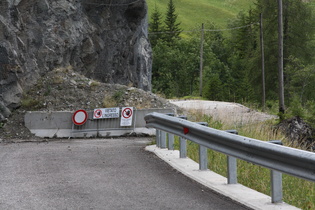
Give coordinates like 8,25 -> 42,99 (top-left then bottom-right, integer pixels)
147,0 -> 255,30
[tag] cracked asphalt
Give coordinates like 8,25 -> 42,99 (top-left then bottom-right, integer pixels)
0,138 -> 251,210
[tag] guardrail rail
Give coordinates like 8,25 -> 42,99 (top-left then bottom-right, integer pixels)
144,112 -> 315,204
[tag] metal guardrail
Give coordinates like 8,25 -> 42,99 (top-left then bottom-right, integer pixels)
145,112 -> 315,203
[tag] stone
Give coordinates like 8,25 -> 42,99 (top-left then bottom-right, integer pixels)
0,0 -> 152,122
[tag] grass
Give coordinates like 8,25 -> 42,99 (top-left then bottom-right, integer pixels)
147,0 -> 255,31
169,110 -> 315,209
21,95 -> 43,110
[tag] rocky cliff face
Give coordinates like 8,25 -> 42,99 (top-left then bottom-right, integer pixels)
0,0 -> 152,122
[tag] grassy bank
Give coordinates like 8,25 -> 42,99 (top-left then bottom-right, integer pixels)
171,112 -> 315,209
147,0 -> 255,30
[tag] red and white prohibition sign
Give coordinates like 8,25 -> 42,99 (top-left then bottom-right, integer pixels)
120,107 -> 134,126
72,109 -> 88,126
94,109 -> 102,119
122,108 -> 133,119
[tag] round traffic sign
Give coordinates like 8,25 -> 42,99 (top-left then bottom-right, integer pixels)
94,109 -> 102,119
122,108 -> 132,119
72,109 -> 88,125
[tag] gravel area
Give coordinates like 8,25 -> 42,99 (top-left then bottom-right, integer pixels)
170,100 -> 277,126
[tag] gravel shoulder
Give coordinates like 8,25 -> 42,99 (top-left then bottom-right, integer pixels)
170,100 -> 277,126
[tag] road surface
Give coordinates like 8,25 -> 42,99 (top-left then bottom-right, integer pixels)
0,138 -> 251,210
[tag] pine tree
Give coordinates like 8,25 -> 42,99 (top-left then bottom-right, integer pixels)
149,4 -> 163,47
164,0 -> 181,43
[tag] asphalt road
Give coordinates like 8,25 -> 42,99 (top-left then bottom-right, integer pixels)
0,138 -> 251,210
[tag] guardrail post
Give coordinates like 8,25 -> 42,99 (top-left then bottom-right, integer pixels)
269,140 -> 283,203
271,170 -> 283,203
225,130 -> 238,184
160,131 -> 167,148
156,130 -> 161,148
227,156 -> 237,184
179,137 -> 187,158
199,145 -> 208,170
165,113 -> 175,150
168,133 -> 175,150
197,122 -> 209,170
178,116 -> 188,158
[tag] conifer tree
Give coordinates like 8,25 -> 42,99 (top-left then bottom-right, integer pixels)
149,4 -> 163,47
164,0 -> 181,43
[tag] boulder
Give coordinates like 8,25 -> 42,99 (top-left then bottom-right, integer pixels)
0,0 -> 152,121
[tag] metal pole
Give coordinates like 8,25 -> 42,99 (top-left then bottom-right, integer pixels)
168,133 -> 174,150
271,170 -> 283,203
179,137 -> 187,158
160,131 -> 167,149
278,0 -> 285,114
199,23 -> 204,97
156,129 -> 161,148
227,156 -> 237,184
225,130 -> 238,184
199,145 -> 207,170
260,13 -> 266,111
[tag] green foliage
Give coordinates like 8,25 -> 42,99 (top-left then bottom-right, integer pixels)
112,90 -> 124,103
149,0 -> 315,124
287,95 -> 305,119
149,4 -> 164,47
147,0 -> 255,30
164,0 -> 181,43
173,110 -> 315,209
21,95 -> 43,110
152,38 -> 199,97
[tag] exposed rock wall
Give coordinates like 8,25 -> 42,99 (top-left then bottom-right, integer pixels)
0,0 -> 152,121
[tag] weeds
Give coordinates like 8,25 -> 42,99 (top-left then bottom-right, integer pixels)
102,95 -> 117,108
171,111 -> 314,209
21,95 -> 43,110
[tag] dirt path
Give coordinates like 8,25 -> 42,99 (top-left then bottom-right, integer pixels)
170,100 -> 276,126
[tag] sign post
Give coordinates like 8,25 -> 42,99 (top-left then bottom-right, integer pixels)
120,107 -> 133,126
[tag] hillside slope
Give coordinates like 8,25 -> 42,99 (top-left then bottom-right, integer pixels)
0,67 -> 175,140
147,0 -> 255,30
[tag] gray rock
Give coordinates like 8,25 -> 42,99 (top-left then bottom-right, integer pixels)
0,0 -> 152,121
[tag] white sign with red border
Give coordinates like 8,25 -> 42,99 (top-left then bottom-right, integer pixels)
93,107 -> 119,119
72,109 -> 88,126
120,107 -> 133,126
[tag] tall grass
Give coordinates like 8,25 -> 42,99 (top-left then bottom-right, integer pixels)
172,111 -> 315,209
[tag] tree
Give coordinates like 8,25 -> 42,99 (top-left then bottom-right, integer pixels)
149,4 -> 163,47
151,38 -> 200,97
228,0 -> 315,108
164,0 -> 181,43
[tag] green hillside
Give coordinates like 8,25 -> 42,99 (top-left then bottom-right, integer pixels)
146,0 -> 256,30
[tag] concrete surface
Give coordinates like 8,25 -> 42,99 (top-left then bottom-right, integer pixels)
170,100 -> 276,125
145,145 -> 300,210
0,138 -> 251,210
25,108 -> 174,138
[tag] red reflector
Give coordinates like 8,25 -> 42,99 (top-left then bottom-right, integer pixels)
183,127 -> 189,134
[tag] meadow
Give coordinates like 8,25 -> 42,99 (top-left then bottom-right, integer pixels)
146,0 -> 256,30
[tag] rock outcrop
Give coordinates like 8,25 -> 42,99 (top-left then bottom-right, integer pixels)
278,116 -> 315,151
0,0 -> 152,122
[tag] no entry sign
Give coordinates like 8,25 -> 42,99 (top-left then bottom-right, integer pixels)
120,107 -> 133,126
72,109 -> 88,126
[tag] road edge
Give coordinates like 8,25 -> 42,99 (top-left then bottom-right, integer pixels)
145,145 -> 300,210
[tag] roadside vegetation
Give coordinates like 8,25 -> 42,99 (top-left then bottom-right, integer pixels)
148,0 -> 315,126
147,1 -> 315,208
170,112 -> 315,209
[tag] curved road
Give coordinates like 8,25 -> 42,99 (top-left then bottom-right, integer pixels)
0,138 -> 251,210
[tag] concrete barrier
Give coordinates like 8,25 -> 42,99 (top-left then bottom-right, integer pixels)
25,108 -> 175,138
